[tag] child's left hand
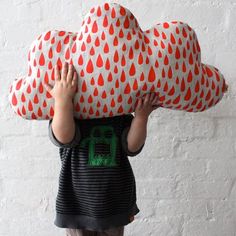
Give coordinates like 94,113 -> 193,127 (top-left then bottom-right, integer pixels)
134,92 -> 160,119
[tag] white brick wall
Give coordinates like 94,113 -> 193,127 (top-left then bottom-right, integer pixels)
0,0 -> 235,235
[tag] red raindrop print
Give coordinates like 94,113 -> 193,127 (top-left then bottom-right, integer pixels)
81,42 -> 86,51
44,72 -> 49,84
44,31 -> 51,40
187,70 -> 193,83
97,6 -> 102,16
164,55 -> 169,65
163,22 -> 169,28
113,36 -> 118,46
37,107 -> 42,117
181,78 -> 185,92
114,50 -> 119,62
28,100 -> 33,111
129,47 -> 134,59
33,94 -> 39,104
171,33 -> 176,44
121,55 -> 126,66
168,43 -> 173,54
98,74 -> 104,86
86,34 -> 91,43
206,67 -> 213,77
39,53 -> 45,66
56,41 -> 62,53
22,106 -> 26,115
124,83 -> 131,94
21,93 -> 26,102
65,48 -> 70,60
27,84 -> 31,94
99,33 -> 105,43
12,92 -> 17,106
32,79 -> 36,88
195,80 -> 200,93
104,42 -> 109,53
120,70 -> 126,82
138,52 -> 143,64
82,81 -> 87,92
124,16 -> 130,28
109,24 -> 114,35
103,15 -> 108,27
168,67 -> 173,79
184,87 -> 191,101
154,28 -> 160,37
39,82 -> 44,93
111,7 -> 116,18
182,27 -> 187,38
93,87 -> 98,96
133,79 -> 138,90
95,37 -> 100,46
86,59 -> 94,73
96,54 -> 103,67
90,46 -> 95,55
105,58 -> 110,70
175,47 -> 180,59
206,90 -> 211,101
88,95 -> 93,103
78,55 -> 83,65
161,40 -> 165,49
163,82 -> 168,92
16,79 -> 22,90
168,86 -> 175,96
148,66 -> 156,82
108,72 -> 113,82
129,63 -> 136,76
64,35 -> 70,44
102,91 -> 107,99
189,53 -> 193,65
48,47 -> 53,59
119,28 -> 124,38
120,6 -> 126,16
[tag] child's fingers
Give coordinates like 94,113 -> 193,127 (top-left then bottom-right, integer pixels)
143,93 -> 150,105
62,62 -> 68,81
55,65 -> 60,81
43,82 -> 53,92
149,93 -> 155,103
67,64 -> 74,84
71,71 -> 78,87
151,95 -> 159,105
136,98 -> 142,110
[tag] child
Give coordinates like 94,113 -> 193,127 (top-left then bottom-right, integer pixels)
44,62 -> 159,236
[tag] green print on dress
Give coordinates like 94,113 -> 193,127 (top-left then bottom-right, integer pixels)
79,125 -> 118,167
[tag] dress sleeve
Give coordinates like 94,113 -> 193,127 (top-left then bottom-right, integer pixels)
48,118 -> 81,148
121,114 -> 145,156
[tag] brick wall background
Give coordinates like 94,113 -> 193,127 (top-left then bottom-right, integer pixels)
0,0 -> 235,235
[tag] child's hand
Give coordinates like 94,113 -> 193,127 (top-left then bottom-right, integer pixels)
223,83 -> 229,93
134,92 -> 160,119
43,62 -> 78,103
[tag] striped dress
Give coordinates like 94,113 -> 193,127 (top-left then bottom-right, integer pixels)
48,113 -> 144,231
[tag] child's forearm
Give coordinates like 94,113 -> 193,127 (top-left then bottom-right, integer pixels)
127,116 -> 148,153
51,99 -> 75,144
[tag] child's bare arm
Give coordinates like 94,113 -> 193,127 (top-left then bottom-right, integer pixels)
52,99 -> 75,144
44,62 -> 78,144
127,115 -> 148,153
127,93 -> 160,153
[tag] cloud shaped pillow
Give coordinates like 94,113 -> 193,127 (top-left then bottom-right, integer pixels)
9,2 -> 226,120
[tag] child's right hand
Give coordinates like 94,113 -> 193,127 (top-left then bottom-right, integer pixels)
43,62 -> 78,103
223,83 -> 229,93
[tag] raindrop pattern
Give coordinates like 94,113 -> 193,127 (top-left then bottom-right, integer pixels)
9,2 -> 226,120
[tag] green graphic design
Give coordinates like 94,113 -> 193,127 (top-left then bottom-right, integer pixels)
79,125 -> 118,167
